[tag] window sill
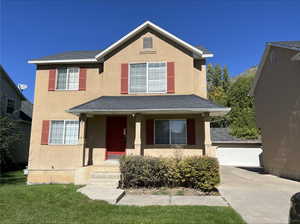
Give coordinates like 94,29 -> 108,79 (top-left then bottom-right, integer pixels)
148,144 -> 188,147
140,49 -> 156,54
47,144 -> 79,146
53,89 -> 80,91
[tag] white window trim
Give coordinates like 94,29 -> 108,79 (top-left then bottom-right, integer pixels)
48,120 -> 80,145
128,62 -> 167,94
143,37 -> 153,49
6,97 -> 16,115
55,67 -> 80,91
154,119 -> 187,145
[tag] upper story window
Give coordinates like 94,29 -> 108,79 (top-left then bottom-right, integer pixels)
143,37 -> 153,49
56,67 -> 79,90
6,98 -> 15,114
49,120 -> 79,145
129,62 -> 166,93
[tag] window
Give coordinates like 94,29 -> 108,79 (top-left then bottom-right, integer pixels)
49,120 -> 79,145
143,37 -> 153,49
129,62 -> 166,93
155,120 -> 187,144
6,99 -> 15,114
56,67 -> 79,90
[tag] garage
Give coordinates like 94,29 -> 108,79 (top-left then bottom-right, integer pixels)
211,128 -> 262,167
216,146 -> 262,167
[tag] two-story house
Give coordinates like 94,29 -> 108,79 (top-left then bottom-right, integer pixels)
0,65 -> 32,165
27,21 -> 230,184
250,41 -> 300,180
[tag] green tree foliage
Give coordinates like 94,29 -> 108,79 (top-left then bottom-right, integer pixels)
207,64 -> 230,127
207,64 -> 260,139
0,117 -> 21,173
227,74 -> 260,139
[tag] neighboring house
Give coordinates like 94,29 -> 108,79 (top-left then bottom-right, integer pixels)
0,65 -> 33,164
27,21 -> 230,184
211,128 -> 262,167
250,41 -> 300,180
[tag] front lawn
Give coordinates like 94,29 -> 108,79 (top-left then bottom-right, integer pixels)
0,171 -> 245,224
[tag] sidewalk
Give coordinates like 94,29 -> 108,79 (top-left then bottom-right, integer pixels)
118,194 -> 228,206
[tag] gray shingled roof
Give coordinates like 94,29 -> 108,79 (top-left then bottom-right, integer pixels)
211,128 -> 261,143
269,41 -> 300,51
195,45 -> 212,55
31,45 -> 211,61
31,50 -> 102,61
68,95 -> 228,113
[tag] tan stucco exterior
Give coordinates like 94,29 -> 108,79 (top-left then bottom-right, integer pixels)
28,28 -> 213,184
254,46 -> 300,180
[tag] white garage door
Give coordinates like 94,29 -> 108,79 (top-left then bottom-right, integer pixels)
216,147 -> 262,167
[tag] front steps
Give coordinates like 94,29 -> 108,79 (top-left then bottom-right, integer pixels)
77,160 -> 125,204
88,172 -> 120,188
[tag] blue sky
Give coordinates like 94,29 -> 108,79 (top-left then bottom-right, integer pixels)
1,0 -> 299,102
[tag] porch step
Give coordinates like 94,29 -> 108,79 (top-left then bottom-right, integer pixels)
91,172 -> 121,179
91,161 -> 120,173
77,161 -> 124,203
91,167 -> 120,173
88,170 -> 121,187
88,181 -> 119,188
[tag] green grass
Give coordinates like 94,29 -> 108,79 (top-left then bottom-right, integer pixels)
0,170 -> 26,185
0,171 -> 245,224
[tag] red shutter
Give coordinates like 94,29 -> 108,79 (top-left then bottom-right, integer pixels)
167,62 -> 175,93
79,68 -> 87,91
48,69 -> 56,91
146,119 -> 154,145
187,119 -> 196,145
121,64 -> 128,94
41,120 -> 50,145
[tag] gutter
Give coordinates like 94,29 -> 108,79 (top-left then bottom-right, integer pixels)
66,107 -> 231,116
28,58 -> 98,64
212,140 -> 262,144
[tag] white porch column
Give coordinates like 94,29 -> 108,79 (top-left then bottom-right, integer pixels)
134,114 -> 142,155
79,114 -> 87,166
203,113 -> 213,156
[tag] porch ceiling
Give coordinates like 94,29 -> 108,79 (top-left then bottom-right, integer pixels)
66,95 -> 230,116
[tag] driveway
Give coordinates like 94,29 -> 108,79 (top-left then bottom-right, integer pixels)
219,166 -> 300,224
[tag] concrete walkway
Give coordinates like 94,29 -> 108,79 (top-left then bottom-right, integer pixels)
219,166 -> 300,224
77,186 -> 125,204
118,195 -> 228,206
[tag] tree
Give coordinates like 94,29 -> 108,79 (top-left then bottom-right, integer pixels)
0,117 -> 21,173
222,66 -> 230,92
207,64 -> 260,139
227,74 -> 260,139
207,64 -> 231,127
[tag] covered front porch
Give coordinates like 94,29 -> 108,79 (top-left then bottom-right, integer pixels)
69,95 -> 230,166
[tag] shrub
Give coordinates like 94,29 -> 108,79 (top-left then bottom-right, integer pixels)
119,155 -> 168,188
119,155 -> 220,191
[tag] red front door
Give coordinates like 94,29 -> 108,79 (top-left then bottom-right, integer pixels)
106,116 -> 127,159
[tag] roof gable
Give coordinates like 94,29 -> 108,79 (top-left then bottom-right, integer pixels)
250,41 -> 300,96
28,21 -> 213,64
0,65 -> 26,101
268,41 -> 300,51
95,21 -> 213,60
